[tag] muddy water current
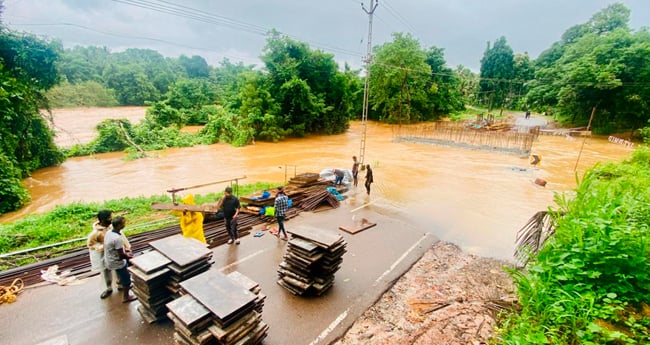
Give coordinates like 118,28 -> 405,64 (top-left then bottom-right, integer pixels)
0,108 -> 635,261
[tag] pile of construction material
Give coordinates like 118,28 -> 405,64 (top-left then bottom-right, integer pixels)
227,271 -> 265,314
287,173 -> 340,212
166,270 -> 268,345
277,225 -> 346,296
287,172 -> 324,188
0,175 -> 336,289
130,234 -> 213,323
128,250 -> 173,323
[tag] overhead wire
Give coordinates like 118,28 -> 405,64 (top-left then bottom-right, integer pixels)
381,0 -> 420,37
8,1 -> 647,89
112,0 -> 268,36
7,21 -> 261,64
112,0 -> 365,59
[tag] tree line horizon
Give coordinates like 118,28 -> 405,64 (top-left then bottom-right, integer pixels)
1,2 -> 649,213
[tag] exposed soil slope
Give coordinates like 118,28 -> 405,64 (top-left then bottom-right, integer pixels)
332,242 -> 516,345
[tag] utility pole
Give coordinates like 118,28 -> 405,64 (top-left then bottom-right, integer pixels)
359,0 -> 378,168
574,106 -> 597,172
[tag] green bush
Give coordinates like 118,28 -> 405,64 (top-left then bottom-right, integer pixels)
0,152 -> 30,214
498,147 -> 650,344
46,81 -> 118,107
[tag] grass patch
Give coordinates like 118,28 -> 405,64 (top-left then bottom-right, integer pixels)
0,181 -> 277,257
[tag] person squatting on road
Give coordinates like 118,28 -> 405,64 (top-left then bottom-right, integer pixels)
274,186 -> 289,241
87,209 -> 131,299
364,164 -> 374,195
103,216 -> 136,303
219,186 -> 241,245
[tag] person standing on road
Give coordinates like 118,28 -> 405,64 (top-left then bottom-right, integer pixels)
87,209 -> 114,299
218,186 -> 241,245
88,209 -> 131,299
364,164 -> 374,195
352,156 -> 360,187
103,216 -> 136,303
274,186 -> 289,241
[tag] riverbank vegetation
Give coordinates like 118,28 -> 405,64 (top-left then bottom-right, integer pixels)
497,147 -> 650,344
3,3 -> 650,213
0,182 -> 276,270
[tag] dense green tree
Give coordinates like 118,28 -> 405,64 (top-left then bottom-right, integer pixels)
479,36 -> 515,110
232,70 -> 288,142
166,78 -> 216,110
455,65 -> 479,105
104,64 -> 160,105
369,34 -> 462,122
260,32 -> 350,136
369,33 -> 431,123
512,53 -> 534,108
58,46 -> 111,83
147,78 -> 218,126
0,28 -> 64,213
211,58 -> 255,106
423,47 -> 464,115
527,3 -> 649,132
178,55 -> 210,79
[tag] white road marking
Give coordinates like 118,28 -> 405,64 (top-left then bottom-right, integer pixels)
374,233 -> 430,286
308,233 -> 431,344
308,308 -> 350,345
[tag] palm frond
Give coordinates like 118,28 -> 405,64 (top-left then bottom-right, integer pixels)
514,211 -> 562,267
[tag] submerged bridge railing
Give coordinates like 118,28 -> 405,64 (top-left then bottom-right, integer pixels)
393,121 -> 538,156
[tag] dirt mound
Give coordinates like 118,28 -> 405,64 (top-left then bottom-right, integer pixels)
332,242 -> 516,345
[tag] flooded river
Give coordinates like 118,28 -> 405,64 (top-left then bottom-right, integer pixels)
0,107 -> 635,261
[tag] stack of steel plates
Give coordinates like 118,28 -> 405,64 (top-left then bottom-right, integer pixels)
150,234 -> 214,296
277,225 -> 347,296
129,234 -> 213,324
128,250 -> 173,323
167,270 -> 268,345
226,271 -> 265,314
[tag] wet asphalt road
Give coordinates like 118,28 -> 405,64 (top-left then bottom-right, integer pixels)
0,192 -> 438,345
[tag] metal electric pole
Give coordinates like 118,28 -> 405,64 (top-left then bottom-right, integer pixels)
359,0 -> 378,168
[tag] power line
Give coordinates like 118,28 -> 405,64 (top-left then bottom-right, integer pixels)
113,0 -> 268,36
381,0 -> 419,37
112,0 -> 365,59
7,21 -> 261,64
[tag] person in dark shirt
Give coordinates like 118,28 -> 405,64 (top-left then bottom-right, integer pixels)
218,186 -> 241,245
274,186 -> 289,241
104,216 -> 136,303
364,164 -> 374,195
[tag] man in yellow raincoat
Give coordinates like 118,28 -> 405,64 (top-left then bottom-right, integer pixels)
174,194 -> 206,243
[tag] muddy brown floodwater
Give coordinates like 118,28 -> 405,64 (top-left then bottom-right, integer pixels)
1,107 -> 637,344
1,107 -> 635,262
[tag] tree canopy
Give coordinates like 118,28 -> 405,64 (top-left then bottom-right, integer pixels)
527,3 -> 649,132
0,27 -> 64,213
369,33 -> 463,123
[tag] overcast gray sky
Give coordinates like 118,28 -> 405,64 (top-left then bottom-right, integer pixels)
3,0 -> 650,72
